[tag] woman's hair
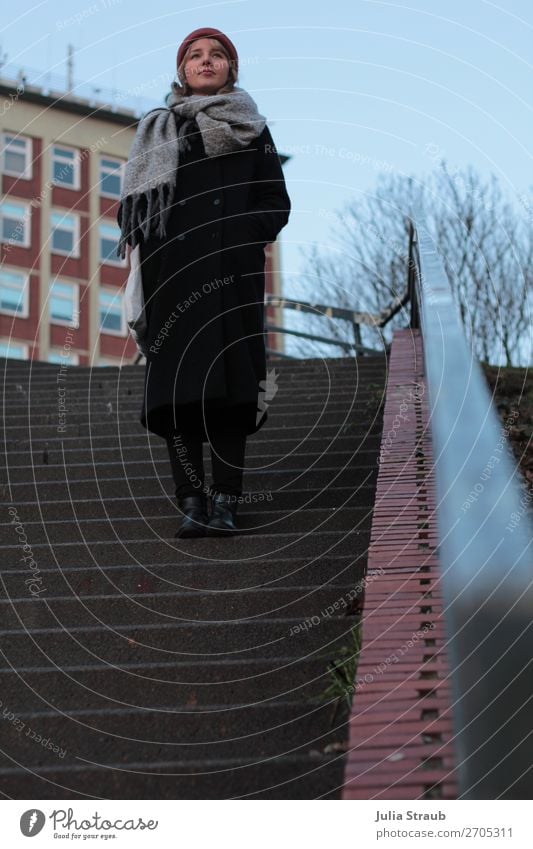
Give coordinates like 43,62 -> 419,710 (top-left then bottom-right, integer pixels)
172,37 -> 238,97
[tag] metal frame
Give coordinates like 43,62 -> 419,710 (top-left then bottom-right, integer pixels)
264,322 -> 376,356
264,291 -> 408,358
408,213 -> 533,799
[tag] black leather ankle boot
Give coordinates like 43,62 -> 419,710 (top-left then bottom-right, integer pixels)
206,492 -> 239,536
174,494 -> 209,538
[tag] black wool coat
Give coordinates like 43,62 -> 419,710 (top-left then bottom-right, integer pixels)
135,117 -> 291,442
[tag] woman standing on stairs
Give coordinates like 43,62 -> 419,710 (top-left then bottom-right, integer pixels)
117,27 -> 291,538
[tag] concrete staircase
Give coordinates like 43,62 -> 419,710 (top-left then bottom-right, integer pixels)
0,353 -> 387,799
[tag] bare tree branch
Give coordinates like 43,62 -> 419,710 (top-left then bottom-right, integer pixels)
295,164 -> 531,365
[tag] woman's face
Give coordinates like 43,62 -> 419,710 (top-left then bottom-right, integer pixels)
182,38 -> 230,95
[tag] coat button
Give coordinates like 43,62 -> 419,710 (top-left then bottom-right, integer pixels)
213,198 -> 221,205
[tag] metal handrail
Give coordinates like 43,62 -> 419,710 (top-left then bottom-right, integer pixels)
263,291 -> 407,358
264,323 -> 377,355
408,213 -> 533,799
131,284 -> 406,364
264,293 -> 407,327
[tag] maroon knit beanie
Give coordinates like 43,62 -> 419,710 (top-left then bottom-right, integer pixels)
176,27 -> 238,75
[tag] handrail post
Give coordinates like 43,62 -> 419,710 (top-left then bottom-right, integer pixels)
407,217 -> 420,330
352,321 -> 362,355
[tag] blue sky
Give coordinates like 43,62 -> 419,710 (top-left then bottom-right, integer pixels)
2,0 -> 532,298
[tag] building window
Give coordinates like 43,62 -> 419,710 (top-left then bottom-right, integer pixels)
0,339 -> 28,359
99,221 -> 126,266
51,211 -> 79,256
0,268 -> 29,317
2,133 -> 32,179
100,157 -> 124,198
49,279 -> 79,327
48,349 -> 79,365
99,288 -> 125,335
98,357 -> 123,367
51,145 -> 80,189
0,200 -> 30,247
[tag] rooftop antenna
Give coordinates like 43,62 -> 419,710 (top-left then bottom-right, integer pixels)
0,44 -> 8,74
67,43 -> 74,93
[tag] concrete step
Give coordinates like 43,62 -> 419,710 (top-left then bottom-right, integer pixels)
0,354 -> 386,375
0,554 -> 368,593
0,525 -> 371,567
0,356 -> 385,373
1,464 -> 378,503
0,584 -> 362,626
1,505 -> 373,542
0,406 -> 384,434
0,753 -> 346,799
3,382 -> 386,404
0,656 -> 342,708
3,374 -> 385,390
1,372 -> 387,395
3,424 -> 383,451
0,617 -> 359,665
2,387 -> 384,407
6,435 -> 380,466
0,699 -> 346,766
4,483 -> 379,517
3,450 -> 380,484
1,658 -> 352,704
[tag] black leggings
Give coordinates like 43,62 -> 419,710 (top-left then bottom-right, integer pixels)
166,422 -> 247,499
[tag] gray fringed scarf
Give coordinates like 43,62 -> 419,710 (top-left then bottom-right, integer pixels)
116,86 -> 267,259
